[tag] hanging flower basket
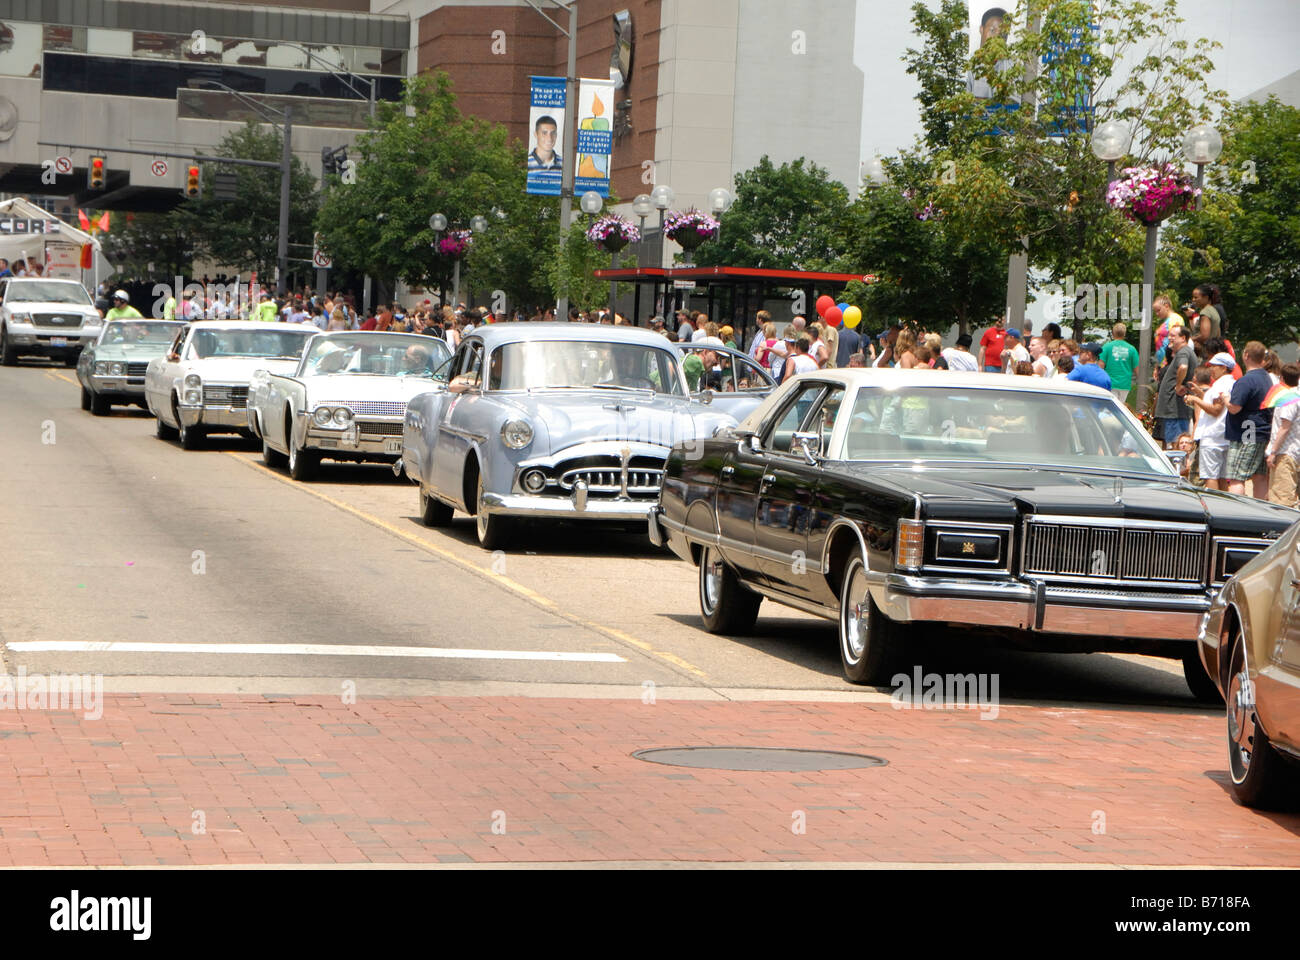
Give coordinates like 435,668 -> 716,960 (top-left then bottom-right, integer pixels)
664,208 -> 720,251
437,229 -> 472,259
586,214 -> 640,253
1105,164 -> 1199,227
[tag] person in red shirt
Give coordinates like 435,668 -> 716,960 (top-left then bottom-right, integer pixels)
978,315 -> 1008,372
360,306 -> 393,332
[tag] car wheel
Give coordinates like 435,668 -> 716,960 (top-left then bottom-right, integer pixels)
1182,649 -> 1223,704
474,472 -> 513,549
419,487 -> 453,527
698,545 -> 761,634
262,437 -> 287,469
90,392 -> 111,416
838,554 -> 905,685
1226,630 -> 1297,809
288,439 -> 319,481
80,386 -> 91,411
175,401 -> 205,450
155,411 -> 177,440
0,325 -> 15,366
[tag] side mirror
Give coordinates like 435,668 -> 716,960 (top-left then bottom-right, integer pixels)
734,430 -> 762,454
698,388 -> 714,405
166,352 -> 179,362
790,430 -> 823,465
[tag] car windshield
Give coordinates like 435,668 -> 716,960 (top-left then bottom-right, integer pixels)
837,386 -> 1174,475
188,328 -> 312,360
101,321 -> 180,345
303,334 -> 451,377
488,340 -> 684,395
6,281 -> 93,305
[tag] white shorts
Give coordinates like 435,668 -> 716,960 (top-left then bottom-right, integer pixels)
1198,442 -> 1228,480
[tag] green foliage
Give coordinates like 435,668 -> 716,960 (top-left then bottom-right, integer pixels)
694,156 -> 850,270
102,211 -> 200,282
190,122 -> 319,275
1163,96 -> 1300,345
315,73 -> 519,292
463,194 -> 557,311
543,220 -> 636,312
902,0 -> 970,150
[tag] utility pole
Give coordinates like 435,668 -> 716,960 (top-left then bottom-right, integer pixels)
556,1 -> 578,322
278,111 -> 293,298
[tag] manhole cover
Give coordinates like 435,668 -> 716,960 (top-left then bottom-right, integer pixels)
632,747 -> 887,772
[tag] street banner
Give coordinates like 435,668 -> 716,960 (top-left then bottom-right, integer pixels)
43,242 -> 81,279
1040,5 -> 1098,136
574,78 -> 615,198
526,76 -> 566,196
967,4 -> 1020,133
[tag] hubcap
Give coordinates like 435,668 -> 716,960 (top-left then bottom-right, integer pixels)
702,551 -> 723,612
841,564 -> 870,664
1227,662 -> 1256,779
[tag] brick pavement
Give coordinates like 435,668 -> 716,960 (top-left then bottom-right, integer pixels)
0,694 -> 1296,866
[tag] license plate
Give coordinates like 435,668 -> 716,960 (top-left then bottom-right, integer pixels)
384,438 -> 402,454
50,337 -> 67,347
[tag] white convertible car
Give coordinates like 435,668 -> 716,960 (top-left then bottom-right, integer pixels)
145,321 -> 315,449
247,330 -> 451,481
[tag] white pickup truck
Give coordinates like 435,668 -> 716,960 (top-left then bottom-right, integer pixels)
0,277 -> 102,366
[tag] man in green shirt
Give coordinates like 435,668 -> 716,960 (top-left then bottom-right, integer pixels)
254,292 -> 279,322
104,290 -> 143,321
1099,322 -> 1139,406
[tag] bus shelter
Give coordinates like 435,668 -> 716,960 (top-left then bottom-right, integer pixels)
592,265 -> 874,345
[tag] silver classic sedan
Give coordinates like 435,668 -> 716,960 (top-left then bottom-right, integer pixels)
400,323 -> 740,549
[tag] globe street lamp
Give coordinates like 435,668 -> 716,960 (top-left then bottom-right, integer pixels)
632,193 -> 653,261
863,156 -> 888,187
1182,123 -> 1222,211
579,191 -> 604,216
650,185 -> 674,270
1090,119 -> 1130,184
431,212 -> 488,309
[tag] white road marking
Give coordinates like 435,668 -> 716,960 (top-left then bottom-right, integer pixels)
6,641 -> 626,663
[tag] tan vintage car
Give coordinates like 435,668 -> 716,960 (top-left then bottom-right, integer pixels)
1199,518 -> 1300,809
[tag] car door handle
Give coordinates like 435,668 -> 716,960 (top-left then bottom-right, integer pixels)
760,473 -> 776,489
720,465 -> 735,478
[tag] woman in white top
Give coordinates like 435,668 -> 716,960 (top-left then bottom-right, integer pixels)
782,336 -> 820,382
808,321 -> 830,368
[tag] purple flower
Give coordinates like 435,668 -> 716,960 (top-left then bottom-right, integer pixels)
585,214 -> 641,245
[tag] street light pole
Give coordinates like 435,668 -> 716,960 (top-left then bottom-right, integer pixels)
278,110 -> 293,297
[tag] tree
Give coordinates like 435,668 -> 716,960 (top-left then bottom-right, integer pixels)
902,0 -> 970,151
543,220 -> 637,312
101,211 -> 200,282
189,122 -> 319,276
1163,96 -> 1300,345
693,156 -> 850,270
462,193 -> 558,312
315,72 -> 519,294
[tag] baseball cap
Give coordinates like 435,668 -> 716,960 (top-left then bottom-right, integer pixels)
956,332 -> 973,348
1209,352 -> 1235,369
1082,342 -> 1103,356
1005,328 -> 1021,340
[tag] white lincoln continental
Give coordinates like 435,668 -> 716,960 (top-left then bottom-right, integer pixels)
247,330 -> 452,481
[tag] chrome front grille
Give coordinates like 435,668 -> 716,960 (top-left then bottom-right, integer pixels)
557,467 -> 663,498
356,420 -> 403,437
323,400 -> 406,417
33,313 -> 82,327
203,385 -> 249,408
126,362 -> 149,378
1023,519 -> 1205,585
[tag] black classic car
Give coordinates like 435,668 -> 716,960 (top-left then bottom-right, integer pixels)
648,370 -> 1300,695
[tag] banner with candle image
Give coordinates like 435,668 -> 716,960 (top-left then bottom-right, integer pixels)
574,78 -> 615,198
526,75 -> 566,196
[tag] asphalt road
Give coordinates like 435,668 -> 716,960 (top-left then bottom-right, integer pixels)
0,359 -> 1203,708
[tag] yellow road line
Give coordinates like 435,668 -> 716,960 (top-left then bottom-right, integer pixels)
222,451 -> 709,680
44,371 -> 78,385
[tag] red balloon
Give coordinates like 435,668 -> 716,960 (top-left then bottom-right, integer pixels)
815,295 -> 834,317
824,306 -> 843,327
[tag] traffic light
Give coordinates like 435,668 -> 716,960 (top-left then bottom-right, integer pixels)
184,164 -> 201,199
88,156 -> 105,190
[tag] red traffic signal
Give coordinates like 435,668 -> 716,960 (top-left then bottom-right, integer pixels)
184,165 -> 201,199
88,156 -> 105,190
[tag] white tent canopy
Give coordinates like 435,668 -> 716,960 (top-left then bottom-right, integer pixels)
0,197 -> 114,288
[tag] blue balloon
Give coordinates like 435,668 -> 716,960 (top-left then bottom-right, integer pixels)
837,301 -> 850,314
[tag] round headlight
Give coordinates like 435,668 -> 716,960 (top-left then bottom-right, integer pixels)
184,374 -> 201,388
501,419 -> 533,449
313,407 -> 333,426
332,407 -> 353,426
94,361 -> 110,374
109,362 -> 125,376
184,389 -> 201,404
522,469 -> 548,493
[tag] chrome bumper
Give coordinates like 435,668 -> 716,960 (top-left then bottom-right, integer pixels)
305,429 -> 401,457
90,374 -> 145,397
481,490 -> 656,521
179,405 -> 249,430
874,574 -> 1212,641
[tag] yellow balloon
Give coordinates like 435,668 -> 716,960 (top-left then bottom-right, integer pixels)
843,306 -> 862,329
